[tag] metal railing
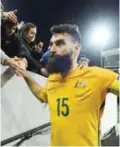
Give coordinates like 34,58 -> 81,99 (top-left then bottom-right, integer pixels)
1,122 -> 51,146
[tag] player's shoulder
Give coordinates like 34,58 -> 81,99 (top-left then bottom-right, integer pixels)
87,66 -> 118,79
86,66 -> 102,70
77,65 -> 99,73
77,66 -> 116,77
84,66 -> 111,73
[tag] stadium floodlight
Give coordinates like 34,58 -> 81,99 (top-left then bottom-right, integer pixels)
88,23 -> 113,67
90,24 -> 112,46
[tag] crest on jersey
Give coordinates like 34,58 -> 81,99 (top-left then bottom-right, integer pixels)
74,81 -> 87,88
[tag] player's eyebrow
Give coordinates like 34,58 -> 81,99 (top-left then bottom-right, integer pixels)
49,39 -> 66,47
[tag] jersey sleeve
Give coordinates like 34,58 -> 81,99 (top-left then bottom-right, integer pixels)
93,67 -> 118,103
94,66 -> 118,90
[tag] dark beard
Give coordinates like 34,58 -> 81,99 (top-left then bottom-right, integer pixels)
46,53 -> 72,77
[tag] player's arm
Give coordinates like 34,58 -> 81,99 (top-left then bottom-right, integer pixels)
15,67 -> 47,103
109,79 -> 119,96
24,75 -> 48,103
93,67 -> 119,97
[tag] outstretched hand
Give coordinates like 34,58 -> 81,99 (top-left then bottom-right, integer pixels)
4,9 -> 17,23
14,65 -> 29,79
33,42 -> 44,53
5,57 -> 28,77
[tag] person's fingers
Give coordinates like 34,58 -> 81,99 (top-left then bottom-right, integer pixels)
20,21 -> 24,24
14,67 -> 28,78
39,42 -> 43,46
13,9 -> 17,14
14,56 -> 22,61
9,13 -> 17,20
36,46 -> 42,52
38,43 -> 43,49
17,61 -> 26,70
8,16 -> 17,23
9,16 -> 17,23
22,57 -> 27,61
8,17 -> 16,23
13,64 -> 24,70
34,46 -> 39,52
15,70 -> 21,77
14,69 -> 23,77
9,64 -> 22,76
14,59 -> 22,62
10,61 -> 23,69
8,13 -> 17,23
14,66 -> 25,73
17,21 -> 24,29
11,64 -> 20,70
21,58 -> 28,68
10,12 -> 17,18
36,46 -> 40,50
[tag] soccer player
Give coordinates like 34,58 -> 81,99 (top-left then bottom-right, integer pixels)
16,24 -> 119,146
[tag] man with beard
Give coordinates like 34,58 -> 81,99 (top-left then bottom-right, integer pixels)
15,24 -> 119,146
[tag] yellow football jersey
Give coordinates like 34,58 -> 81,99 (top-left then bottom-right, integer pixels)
42,66 -> 118,146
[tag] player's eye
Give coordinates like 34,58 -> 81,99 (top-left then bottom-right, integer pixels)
55,39 -> 66,46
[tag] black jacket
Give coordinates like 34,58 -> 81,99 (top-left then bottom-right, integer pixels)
1,32 -> 43,74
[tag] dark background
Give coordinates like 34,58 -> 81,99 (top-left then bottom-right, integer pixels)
2,0 -> 119,66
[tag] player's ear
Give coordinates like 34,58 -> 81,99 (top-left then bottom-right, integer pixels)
74,44 -> 81,56
75,44 -> 81,51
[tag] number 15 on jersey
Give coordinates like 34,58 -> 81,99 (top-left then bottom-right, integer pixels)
56,98 -> 70,116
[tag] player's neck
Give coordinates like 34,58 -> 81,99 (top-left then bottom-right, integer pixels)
69,61 -> 78,74
61,61 -> 78,78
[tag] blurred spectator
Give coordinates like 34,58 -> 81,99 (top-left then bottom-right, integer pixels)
17,21 -> 24,30
0,3 -> 27,76
1,4 -> 47,76
79,57 -> 90,67
20,22 -> 43,59
1,20 -> 43,75
31,41 -> 44,61
40,47 -> 51,67
20,22 -> 37,43
0,2 -> 17,23
3,10 -> 17,23
19,22 -> 47,76
1,19 -> 19,57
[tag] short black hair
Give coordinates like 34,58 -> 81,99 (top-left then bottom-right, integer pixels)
21,22 -> 36,34
50,24 -> 81,43
1,19 -> 18,33
2,19 -> 17,27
